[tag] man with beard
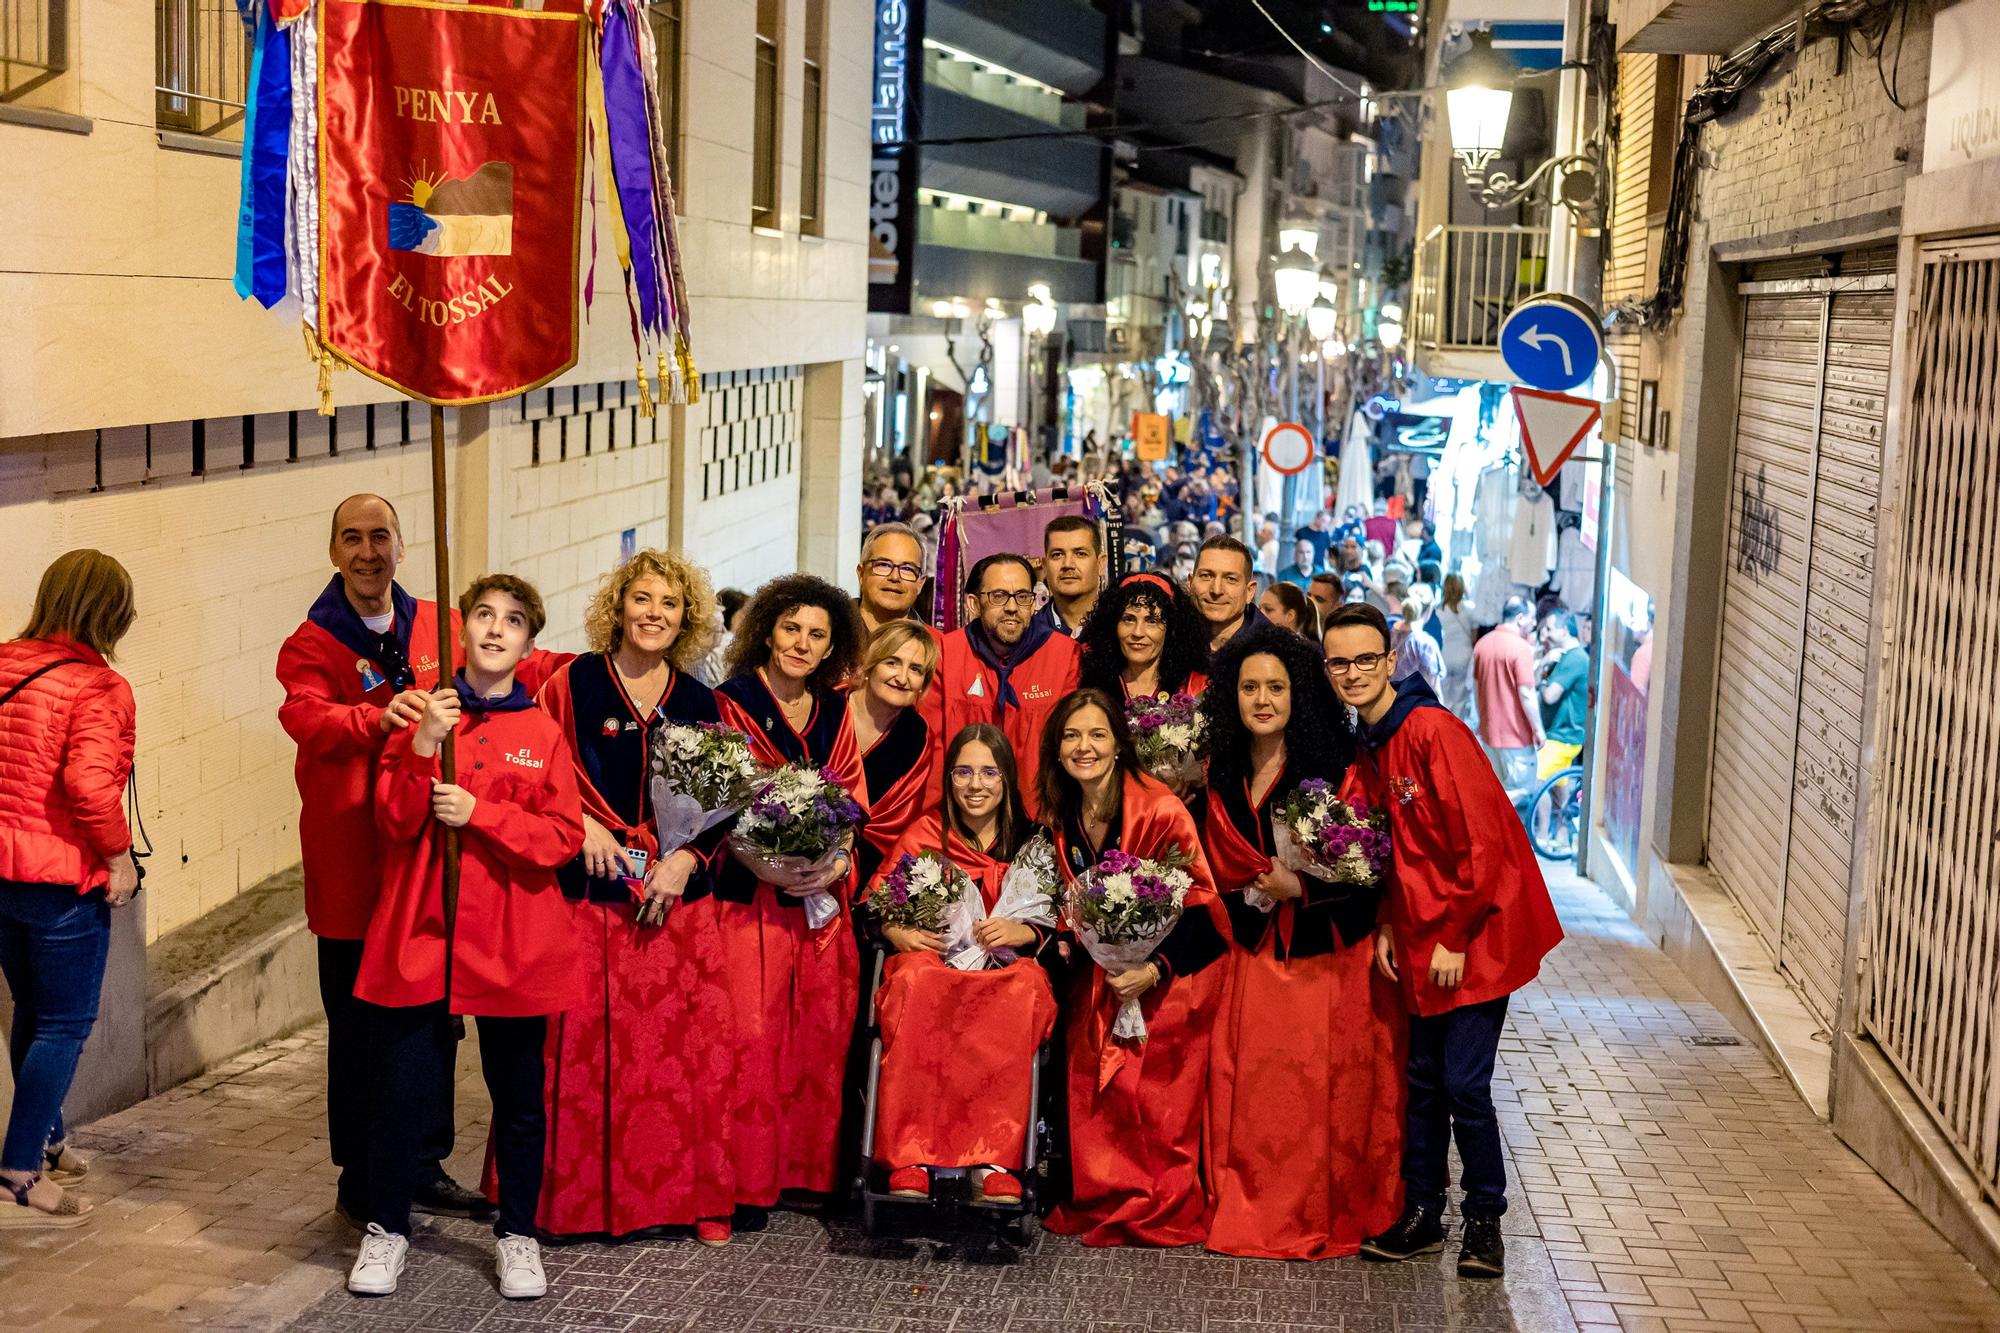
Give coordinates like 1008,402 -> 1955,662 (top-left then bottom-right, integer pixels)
1190,535 -> 1267,657
855,522 -> 932,637
920,554 -> 1079,810
1035,515 -> 1103,638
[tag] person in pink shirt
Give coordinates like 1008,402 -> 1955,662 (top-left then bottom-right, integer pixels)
1468,597 -> 1542,796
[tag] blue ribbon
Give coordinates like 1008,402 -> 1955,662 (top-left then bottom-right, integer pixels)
232,8 -> 291,308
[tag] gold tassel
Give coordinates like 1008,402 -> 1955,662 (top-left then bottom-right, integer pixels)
677,338 -> 700,405
659,352 -> 682,407
302,325 -> 336,417
636,362 -> 655,418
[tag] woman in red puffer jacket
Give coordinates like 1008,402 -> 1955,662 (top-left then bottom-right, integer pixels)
0,550 -> 140,1230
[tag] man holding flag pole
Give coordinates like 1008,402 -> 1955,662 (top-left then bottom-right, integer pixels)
241,0 -> 697,1300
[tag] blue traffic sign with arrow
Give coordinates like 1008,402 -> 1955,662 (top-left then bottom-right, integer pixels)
1499,292 -> 1603,393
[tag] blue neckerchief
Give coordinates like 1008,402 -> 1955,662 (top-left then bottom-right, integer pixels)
453,671 -> 533,713
966,615 -> 1054,710
307,574 -> 418,687
1356,672 -> 1449,751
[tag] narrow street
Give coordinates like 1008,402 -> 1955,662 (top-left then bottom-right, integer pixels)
1,868 -> 1992,1333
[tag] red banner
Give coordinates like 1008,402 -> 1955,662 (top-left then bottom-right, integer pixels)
316,0 -> 585,405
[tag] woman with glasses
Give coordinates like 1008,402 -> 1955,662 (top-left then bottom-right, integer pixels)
715,575 -> 866,1212
860,725 -> 1058,1206
1076,571 -> 1210,704
524,550 -> 741,1245
1039,688 -> 1230,1247
1198,626 -> 1405,1259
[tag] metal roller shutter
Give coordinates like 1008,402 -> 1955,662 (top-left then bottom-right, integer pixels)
1706,292 -> 1820,951
1781,287 -> 1891,1020
1707,256 -> 1895,1025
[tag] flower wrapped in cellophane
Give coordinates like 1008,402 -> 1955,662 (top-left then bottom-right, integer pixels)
941,831 -> 1062,972
1256,778 -> 1392,913
729,764 -> 863,929
871,850 -> 973,933
1126,691 -> 1207,790
639,721 -> 764,925
1065,847 -> 1194,1039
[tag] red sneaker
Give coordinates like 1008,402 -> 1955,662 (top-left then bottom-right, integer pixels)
695,1218 -> 731,1247
979,1170 -> 1022,1203
887,1167 -> 930,1199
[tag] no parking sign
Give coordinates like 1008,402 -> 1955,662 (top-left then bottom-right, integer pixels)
1260,421 -> 1315,475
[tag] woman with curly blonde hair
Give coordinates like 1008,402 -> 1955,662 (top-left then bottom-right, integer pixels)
523,548 -> 744,1244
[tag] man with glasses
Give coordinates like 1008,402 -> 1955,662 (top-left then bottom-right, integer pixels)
1319,603 -> 1561,1283
919,554 -> 1079,810
855,523 -> 933,638
1035,515 -> 1103,639
1190,535 -> 1267,656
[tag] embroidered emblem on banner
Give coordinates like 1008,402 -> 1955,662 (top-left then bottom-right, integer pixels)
389,160 -> 515,258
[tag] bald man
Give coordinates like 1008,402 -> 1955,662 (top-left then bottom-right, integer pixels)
277,495 -> 566,1224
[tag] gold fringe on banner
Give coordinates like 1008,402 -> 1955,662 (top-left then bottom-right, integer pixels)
636,362 -> 655,418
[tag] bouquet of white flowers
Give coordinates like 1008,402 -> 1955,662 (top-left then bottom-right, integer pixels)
1065,848 -> 1194,1039
1254,778 -> 1392,913
729,764 -> 863,929
940,831 -> 1063,972
1126,691 -> 1207,790
639,721 -> 763,925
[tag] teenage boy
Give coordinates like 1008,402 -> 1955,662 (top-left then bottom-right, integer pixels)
346,575 -> 585,1301
1321,603 -> 1563,1279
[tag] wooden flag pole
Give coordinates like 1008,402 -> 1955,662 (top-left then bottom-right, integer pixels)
430,404 -> 461,1004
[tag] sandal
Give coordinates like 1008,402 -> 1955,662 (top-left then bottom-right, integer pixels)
44,1142 -> 89,1184
0,1173 -> 90,1229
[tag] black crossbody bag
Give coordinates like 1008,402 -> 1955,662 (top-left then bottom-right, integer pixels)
0,659 -> 151,888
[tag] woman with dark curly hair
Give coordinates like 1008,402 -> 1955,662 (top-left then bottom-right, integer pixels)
1076,571 -> 1211,705
1198,625 -> 1405,1260
713,574 -> 866,1212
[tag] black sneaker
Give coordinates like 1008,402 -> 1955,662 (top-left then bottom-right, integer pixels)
413,1172 -> 497,1220
1360,1201 -> 1446,1262
1457,1216 -> 1505,1278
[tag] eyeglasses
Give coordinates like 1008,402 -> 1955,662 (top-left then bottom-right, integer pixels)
865,558 -> 923,583
979,590 -> 1037,608
950,765 -> 1003,784
1324,651 -> 1389,674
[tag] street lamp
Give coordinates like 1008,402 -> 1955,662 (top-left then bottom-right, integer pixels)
1278,223 -> 1320,260
1306,293 -> 1338,342
1022,293 -> 1058,338
1377,319 -> 1404,351
1274,244 -> 1318,316
1444,31 -> 1516,176
1316,266 -> 1340,307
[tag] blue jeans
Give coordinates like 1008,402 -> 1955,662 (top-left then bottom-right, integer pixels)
1402,994 -> 1511,1220
0,883 -> 112,1173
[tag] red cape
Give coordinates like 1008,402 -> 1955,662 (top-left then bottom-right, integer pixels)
919,626 -> 1080,814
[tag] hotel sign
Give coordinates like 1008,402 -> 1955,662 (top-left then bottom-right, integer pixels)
869,0 -> 925,315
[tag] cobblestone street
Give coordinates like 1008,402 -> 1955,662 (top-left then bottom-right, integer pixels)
2,870 -> 1997,1333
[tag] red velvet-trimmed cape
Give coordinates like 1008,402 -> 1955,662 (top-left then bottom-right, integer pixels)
523,655 -> 742,1236
1200,765 -> 1406,1260
863,815 -> 1056,1172
712,670 -> 858,1202
1045,771 -> 1230,1248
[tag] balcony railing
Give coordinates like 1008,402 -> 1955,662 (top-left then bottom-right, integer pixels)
1410,224 -> 1551,353
156,0 -> 250,138
2,0 -> 65,101
920,205 -> 1081,260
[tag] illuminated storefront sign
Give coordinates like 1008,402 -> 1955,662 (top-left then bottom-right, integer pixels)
869,0 -> 926,315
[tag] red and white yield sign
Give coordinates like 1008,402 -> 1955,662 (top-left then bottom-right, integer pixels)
1261,421 -> 1316,475
1510,387 -> 1601,486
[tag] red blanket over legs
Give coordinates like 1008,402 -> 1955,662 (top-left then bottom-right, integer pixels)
871,954 -> 1057,1171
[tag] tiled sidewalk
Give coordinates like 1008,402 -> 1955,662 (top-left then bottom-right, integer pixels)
3,870 -> 1998,1332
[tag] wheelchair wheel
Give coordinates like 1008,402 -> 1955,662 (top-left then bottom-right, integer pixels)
1005,1211 -> 1039,1246
860,1193 -> 880,1237
1527,766 -> 1585,860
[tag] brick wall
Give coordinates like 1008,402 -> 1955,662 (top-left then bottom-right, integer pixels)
1650,19 -> 1929,864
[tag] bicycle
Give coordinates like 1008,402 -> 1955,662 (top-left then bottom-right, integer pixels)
1522,764 -> 1585,861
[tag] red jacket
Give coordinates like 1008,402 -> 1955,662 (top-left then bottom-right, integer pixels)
920,622 -> 1079,812
357,680 -> 586,1016
1354,676 -> 1562,1016
277,577 -> 564,939
0,635 -> 135,892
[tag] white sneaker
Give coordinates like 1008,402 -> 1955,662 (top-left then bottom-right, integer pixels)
495,1233 -> 546,1299
347,1223 -> 408,1296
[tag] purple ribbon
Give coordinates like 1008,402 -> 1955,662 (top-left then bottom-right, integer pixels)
600,2 -> 665,336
